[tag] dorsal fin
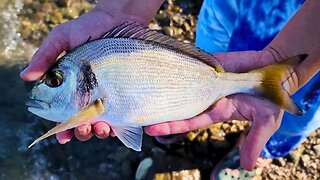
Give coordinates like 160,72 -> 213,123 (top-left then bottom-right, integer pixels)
101,22 -> 224,72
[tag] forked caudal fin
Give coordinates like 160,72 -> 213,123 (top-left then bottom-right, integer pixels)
253,54 -> 308,115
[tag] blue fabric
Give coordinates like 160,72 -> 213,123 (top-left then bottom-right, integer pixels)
196,0 -> 320,158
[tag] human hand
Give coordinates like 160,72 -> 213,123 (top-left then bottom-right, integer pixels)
21,0 -> 163,143
56,121 -> 115,144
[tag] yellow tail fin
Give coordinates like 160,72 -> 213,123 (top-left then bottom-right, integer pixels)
253,54 -> 307,115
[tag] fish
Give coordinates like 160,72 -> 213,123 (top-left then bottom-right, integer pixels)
26,22 -> 305,151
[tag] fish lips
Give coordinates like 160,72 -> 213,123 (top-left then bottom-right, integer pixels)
26,99 -> 50,111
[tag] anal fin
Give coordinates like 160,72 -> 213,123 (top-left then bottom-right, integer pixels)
112,126 -> 143,151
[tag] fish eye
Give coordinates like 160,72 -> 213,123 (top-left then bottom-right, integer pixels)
45,71 -> 64,88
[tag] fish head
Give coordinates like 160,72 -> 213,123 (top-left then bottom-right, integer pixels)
27,57 -> 96,122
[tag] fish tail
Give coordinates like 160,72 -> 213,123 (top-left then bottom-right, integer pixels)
253,54 -> 307,115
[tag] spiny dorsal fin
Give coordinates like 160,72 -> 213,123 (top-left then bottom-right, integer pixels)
101,22 -> 224,72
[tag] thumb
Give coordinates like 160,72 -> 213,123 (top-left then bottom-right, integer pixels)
212,50 -> 278,73
20,25 -> 70,81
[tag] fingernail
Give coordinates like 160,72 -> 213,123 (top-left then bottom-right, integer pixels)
20,67 -> 29,77
59,138 -> 71,144
78,125 -> 89,135
95,129 -> 105,137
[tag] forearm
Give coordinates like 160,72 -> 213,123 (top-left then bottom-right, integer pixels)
95,0 -> 164,25
267,0 -> 320,89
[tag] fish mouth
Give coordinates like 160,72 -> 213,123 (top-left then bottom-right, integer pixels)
26,99 -> 50,110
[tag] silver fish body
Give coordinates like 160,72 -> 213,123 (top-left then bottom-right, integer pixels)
80,38 -> 252,126
27,23 -> 303,151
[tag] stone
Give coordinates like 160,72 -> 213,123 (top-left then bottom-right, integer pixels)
301,154 -> 310,166
312,144 -> 320,156
154,169 -> 200,180
289,146 -> 305,165
273,158 -> 286,167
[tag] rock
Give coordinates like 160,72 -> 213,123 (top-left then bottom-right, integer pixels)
183,22 -> 191,31
275,169 -> 285,176
135,157 -> 153,180
197,130 -> 208,142
301,154 -> 310,166
309,162 -> 317,169
230,124 -> 238,132
312,144 -> 320,156
222,123 -> 230,131
154,169 -> 200,180
289,146 -> 305,165
162,26 -> 174,36
186,131 -> 198,141
268,172 -> 278,180
295,172 -> 307,179
273,158 -> 286,167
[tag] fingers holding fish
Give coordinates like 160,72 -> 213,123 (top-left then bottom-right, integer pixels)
55,121 -> 112,144
20,24 -> 70,81
56,129 -> 73,144
93,121 -> 111,139
240,110 -> 283,171
214,94 -> 283,170
74,123 -> 93,141
144,96 -> 247,136
212,50 -> 278,73
20,9 -> 120,82
144,113 -> 214,136
144,94 -> 283,171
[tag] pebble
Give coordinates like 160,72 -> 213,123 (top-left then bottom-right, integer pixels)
312,144 -> 320,156
155,169 -> 200,180
222,123 -> 230,130
301,154 -> 310,166
310,162 -> 317,169
289,146 -> 305,165
273,158 -> 286,167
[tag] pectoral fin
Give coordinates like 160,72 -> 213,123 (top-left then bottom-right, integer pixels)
112,126 -> 143,151
28,99 -> 105,148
